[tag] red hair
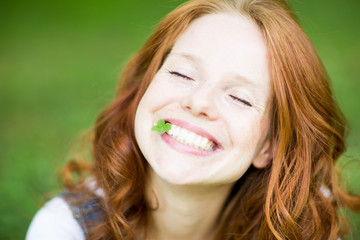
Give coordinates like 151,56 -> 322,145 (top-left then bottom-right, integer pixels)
63,0 -> 360,239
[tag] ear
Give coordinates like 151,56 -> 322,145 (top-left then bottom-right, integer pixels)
252,139 -> 273,169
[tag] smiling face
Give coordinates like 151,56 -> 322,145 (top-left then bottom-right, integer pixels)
134,13 -> 272,185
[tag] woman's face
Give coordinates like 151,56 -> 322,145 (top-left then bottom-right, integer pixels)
135,13 -> 271,185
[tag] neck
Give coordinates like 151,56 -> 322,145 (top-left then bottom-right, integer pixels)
145,169 -> 233,240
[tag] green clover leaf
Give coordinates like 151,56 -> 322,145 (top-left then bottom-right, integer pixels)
152,119 -> 172,134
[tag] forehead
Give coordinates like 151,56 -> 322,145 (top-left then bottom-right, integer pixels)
174,13 -> 266,52
170,13 -> 269,81
167,13 -> 271,105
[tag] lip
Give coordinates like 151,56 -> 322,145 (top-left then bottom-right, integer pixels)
164,118 -> 223,149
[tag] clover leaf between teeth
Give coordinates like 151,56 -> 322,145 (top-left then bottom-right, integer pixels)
152,119 -> 172,135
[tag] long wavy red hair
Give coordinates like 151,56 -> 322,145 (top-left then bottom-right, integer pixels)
63,0 -> 360,239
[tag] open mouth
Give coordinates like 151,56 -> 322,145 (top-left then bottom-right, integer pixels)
163,119 -> 221,153
166,124 -> 217,151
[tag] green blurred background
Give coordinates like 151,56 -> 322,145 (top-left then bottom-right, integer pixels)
0,0 -> 359,239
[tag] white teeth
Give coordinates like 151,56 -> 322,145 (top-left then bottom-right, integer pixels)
193,135 -> 202,147
185,132 -> 196,146
170,125 -> 180,136
167,124 -> 215,151
178,128 -> 187,142
200,137 -> 208,150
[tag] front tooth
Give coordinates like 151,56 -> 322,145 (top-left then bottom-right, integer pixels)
172,125 -> 180,136
178,128 -> 188,143
185,132 -> 197,146
200,137 -> 208,149
193,135 -> 203,148
168,126 -> 175,136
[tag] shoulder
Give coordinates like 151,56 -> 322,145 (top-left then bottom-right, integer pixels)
26,196 -> 85,240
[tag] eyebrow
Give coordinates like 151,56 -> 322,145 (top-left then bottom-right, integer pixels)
168,51 -> 258,89
168,51 -> 203,65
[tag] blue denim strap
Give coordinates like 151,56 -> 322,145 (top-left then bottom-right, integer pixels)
61,191 -> 104,238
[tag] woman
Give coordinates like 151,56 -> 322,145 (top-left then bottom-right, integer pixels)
27,0 -> 360,239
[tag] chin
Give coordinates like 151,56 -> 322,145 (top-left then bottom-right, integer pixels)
149,160 -> 207,185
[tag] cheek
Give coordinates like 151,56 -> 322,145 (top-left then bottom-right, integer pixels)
135,75 -> 184,149
227,111 -> 265,149
141,76 -> 183,109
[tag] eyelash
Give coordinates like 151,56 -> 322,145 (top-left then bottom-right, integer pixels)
168,70 -> 252,108
230,95 -> 253,107
168,70 -> 193,80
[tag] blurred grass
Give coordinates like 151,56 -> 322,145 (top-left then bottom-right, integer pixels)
0,0 -> 359,239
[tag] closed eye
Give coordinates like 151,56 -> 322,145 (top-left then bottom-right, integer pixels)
168,70 -> 193,80
230,95 -> 253,107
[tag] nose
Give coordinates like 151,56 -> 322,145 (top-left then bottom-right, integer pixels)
180,82 -> 217,120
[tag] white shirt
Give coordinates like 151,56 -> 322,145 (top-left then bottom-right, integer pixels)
26,196 -> 85,240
